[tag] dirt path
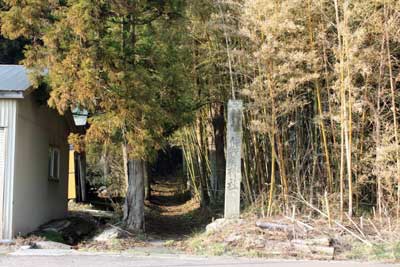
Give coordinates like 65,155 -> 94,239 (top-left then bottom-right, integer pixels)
145,180 -> 213,240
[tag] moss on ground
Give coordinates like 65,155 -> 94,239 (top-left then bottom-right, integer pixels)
345,241 -> 400,262
35,230 -> 66,243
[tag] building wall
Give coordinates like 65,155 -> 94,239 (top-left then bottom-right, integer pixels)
13,94 -> 69,235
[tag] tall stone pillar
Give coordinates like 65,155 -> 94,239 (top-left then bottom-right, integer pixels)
224,100 -> 243,219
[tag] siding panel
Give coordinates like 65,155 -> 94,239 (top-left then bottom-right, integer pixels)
0,100 -> 16,239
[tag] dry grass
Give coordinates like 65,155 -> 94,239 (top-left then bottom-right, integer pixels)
68,201 -> 95,212
171,213 -> 400,262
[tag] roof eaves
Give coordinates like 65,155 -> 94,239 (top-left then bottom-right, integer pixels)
0,91 -> 25,99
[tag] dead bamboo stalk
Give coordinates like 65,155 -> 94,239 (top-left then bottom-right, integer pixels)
306,0 -> 333,192
325,191 -> 332,228
298,195 -> 372,246
345,213 -> 366,239
334,0 -> 346,221
384,3 -> 400,220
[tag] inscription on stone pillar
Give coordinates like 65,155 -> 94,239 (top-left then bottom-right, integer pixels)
224,100 -> 243,219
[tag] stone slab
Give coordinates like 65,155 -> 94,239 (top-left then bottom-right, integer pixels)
224,100 -> 243,219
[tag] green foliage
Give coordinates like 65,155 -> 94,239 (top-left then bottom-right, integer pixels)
0,0 -> 196,159
0,0 -> 27,64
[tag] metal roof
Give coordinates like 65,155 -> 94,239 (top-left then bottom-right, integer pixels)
0,65 -> 31,92
0,65 -> 32,98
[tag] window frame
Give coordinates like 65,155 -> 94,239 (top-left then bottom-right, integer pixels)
48,146 -> 61,181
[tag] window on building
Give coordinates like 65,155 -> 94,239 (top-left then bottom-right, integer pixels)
48,147 -> 60,180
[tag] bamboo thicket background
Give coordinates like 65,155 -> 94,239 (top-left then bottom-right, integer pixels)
178,0 -> 400,220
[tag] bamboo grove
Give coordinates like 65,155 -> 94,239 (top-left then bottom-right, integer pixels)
179,0 -> 400,220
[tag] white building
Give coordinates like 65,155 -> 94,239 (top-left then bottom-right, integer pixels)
0,65 -> 73,239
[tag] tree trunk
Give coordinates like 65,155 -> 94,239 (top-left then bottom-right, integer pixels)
123,159 -> 145,232
101,144 -> 109,185
79,153 -> 87,202
122,144 -> 129,193
212,103 -> 226,200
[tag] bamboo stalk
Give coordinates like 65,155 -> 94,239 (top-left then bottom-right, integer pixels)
277,133 -> 289,212
325,190 -> 332,228
342,0 -> 353,218
334,0 -> 349,220
267,132 -> 277,217
307,0 -> 333,193
376,29 -> 386,219
384,3 -> 400,219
